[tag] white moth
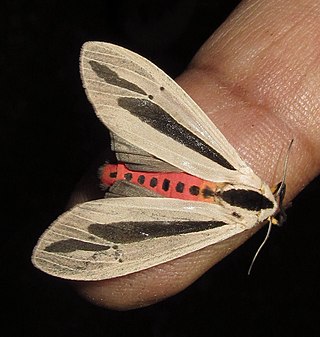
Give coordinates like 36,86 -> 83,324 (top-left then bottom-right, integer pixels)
32,42 -> 282,281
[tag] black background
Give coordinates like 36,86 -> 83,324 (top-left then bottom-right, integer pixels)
2,0 -> 319,336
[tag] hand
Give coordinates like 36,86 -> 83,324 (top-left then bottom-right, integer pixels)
70,0 -> 320,310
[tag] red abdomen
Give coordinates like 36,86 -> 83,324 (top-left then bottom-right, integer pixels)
100,163 -> 218,203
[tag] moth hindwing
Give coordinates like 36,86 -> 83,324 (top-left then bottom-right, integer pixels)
31,42 -> 278,280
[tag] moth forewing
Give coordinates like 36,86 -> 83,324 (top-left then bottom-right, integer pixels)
80,42 -> 262,188
32,198 -> 262,281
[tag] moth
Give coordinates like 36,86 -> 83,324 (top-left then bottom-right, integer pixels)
32,41 -> 285,280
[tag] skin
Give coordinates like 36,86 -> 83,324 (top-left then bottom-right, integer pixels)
70,0 -> 320,310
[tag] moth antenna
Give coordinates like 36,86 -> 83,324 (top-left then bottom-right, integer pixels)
248,139 -> 293,275
248,217 -> 273,275
276,139 -> 293,198
274,139 -> 293,225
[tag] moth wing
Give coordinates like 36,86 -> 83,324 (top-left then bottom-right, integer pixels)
110,132 -> 181,172
105,180 -> 162,198
32,197 -> 256,281
80,42 -> 261,188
